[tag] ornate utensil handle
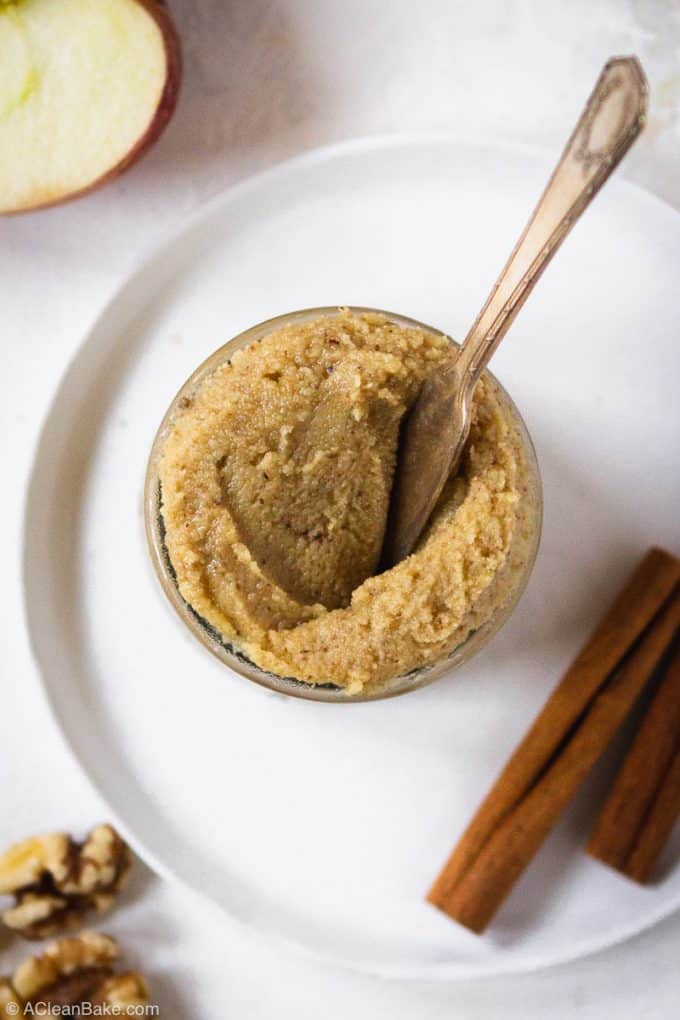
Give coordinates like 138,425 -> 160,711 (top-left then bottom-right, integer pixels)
459,56 -> 648,385
381,57 -> 648,568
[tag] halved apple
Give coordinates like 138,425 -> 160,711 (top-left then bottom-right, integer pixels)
0,0 -> 181,213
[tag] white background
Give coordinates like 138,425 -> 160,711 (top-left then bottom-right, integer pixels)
2,1 -> 679,1015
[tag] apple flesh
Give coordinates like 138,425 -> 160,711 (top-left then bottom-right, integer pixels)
0,0 -> 181,213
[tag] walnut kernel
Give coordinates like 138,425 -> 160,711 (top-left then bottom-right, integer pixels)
2,932 -> 149,1013
0,826 -> 132,940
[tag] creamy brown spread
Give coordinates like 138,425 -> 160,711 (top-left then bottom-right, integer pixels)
158,311 -> 533,693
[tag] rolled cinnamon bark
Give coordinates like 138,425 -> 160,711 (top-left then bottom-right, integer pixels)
588,640 -> 680,882
625,749 -> 680,883
427,548 -> 680,933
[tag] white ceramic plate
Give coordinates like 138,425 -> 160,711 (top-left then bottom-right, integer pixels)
23,136 -> 680,979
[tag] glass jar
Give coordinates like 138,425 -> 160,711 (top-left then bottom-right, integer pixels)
144,307 -> 542,702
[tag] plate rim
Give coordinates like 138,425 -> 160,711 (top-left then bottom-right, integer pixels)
21,131 -> 680,981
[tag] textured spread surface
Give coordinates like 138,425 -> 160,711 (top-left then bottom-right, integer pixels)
159,311 -> 529,691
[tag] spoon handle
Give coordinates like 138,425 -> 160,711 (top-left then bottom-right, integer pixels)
459,56 -> 648,386
381,57 -> 648,569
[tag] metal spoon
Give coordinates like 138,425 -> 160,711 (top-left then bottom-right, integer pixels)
382,56 -> 648,569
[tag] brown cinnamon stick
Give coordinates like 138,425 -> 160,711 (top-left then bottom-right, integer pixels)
587,639 -> 680,882
427,547 -> 680,933
625,748 -> 680,883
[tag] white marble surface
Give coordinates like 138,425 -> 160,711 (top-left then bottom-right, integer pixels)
1,1 -> 679,1016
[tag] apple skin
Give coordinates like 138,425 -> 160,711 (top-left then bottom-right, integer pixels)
4,0 -> 182,215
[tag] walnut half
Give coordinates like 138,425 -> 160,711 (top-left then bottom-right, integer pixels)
0,826 -> 132,940
1,931 -> 149,1016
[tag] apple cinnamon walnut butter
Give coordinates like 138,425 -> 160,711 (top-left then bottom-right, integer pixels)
158,311 -> 535,694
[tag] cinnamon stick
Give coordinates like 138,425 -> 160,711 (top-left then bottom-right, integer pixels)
626,748 -> 680,883
588,639 -> 680,882
427,547 -> 680,933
